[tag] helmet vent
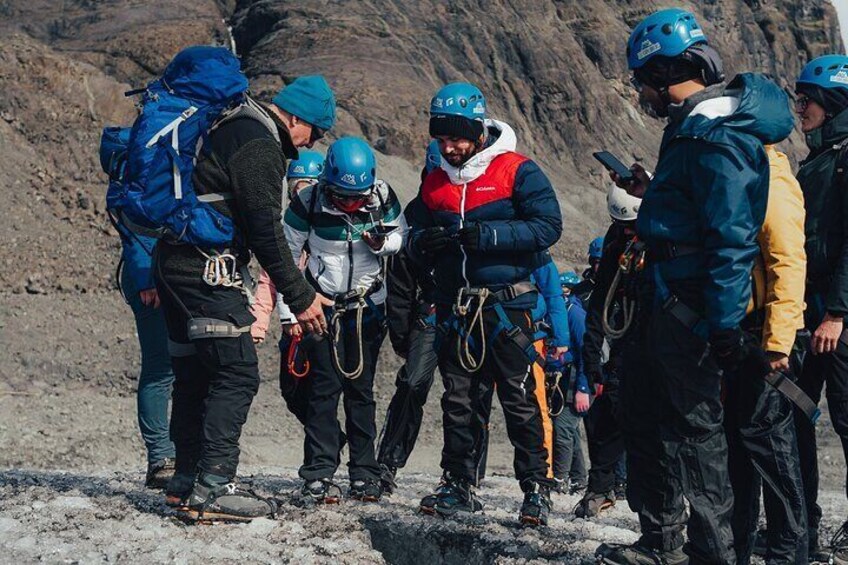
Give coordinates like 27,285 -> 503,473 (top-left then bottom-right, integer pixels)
662,23 -> 673,35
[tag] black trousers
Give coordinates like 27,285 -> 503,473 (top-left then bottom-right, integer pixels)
585,373 -> 625,494
795,330 -> 848,548
155,275 -> 259,481
622,298 -> 736,564
278,336 -> 310,425
377,323 -> 440,469
724,337 -> 807,565
298,306 -> 385,482
438,304 -> 550,489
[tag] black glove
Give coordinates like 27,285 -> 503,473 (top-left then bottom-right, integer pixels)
416,227 -> 451,254
710,327 -> 770,377
458,223 -> 482,252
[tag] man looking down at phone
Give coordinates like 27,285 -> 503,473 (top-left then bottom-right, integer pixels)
277,137 -> 406,504
595,8 -> 794,565
408,82 -> 562,527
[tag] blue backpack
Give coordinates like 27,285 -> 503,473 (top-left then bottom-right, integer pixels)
102,46 -> 257,247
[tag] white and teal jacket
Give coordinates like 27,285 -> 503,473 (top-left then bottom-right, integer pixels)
276,180 -> 407,322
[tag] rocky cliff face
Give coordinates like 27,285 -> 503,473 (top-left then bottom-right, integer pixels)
0,0 -> 841,294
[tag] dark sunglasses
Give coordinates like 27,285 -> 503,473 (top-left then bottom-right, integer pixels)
794,96 -> 810,112
310,124 -> 326,144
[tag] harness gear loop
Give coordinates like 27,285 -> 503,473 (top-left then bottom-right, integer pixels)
454,287 -> 490,373
287,334 -> 311,378
329,288 -> 369,380
602,237 -> 645,339
195,247 -> 255,305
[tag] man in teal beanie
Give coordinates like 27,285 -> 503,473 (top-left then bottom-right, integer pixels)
269,75 -> 336,148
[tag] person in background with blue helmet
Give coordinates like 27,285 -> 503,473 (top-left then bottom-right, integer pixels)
793,54 -> 848,564
572,237 -> 606,303
409,81 -> 562,526
549,271 -> 590,495
277,137 -> 406,504
286,149 -> 325,199
597,8 -> 793,564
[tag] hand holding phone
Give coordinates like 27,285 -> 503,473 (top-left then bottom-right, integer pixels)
593,151 -> 635,182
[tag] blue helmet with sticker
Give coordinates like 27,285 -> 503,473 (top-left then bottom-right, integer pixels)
797,55 -> 848,91
559,271 -> 581,288
287,150 -> 325,180
425,140 -> 442,174
627,8 -> 708,70
429,82 -> 487,121
588,237 -> 604,260
324,137 -> 376,194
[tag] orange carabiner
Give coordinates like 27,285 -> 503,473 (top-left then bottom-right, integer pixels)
287,334 -> 310,378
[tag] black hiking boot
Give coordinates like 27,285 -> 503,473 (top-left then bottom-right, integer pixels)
145,458 -> 175,490
419,475 -> 482,517
829,520 -> 848,565
349,479 -> 383,502
299,479 -> 343,506
573,490 -> 615,519
164,471 -> 196,509
614,480 -> 627,501
595,541 -> 689,565
179,482 -> 277,523
379,464 -> 397,496
519,482 -> 552,527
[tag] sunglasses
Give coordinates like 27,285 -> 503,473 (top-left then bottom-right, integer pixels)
794,96 -> 810,112
310,124 -> 326,144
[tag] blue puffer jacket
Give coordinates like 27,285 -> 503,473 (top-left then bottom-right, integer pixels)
409,120 -> 563,306
530,256 -> 570,348
637,73 -> 794,331
118,227 -> 156,296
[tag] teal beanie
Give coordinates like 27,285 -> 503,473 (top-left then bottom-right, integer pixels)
272,75 -> 336,130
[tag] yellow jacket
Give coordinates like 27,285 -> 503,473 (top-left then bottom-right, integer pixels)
748,146 -> 806,355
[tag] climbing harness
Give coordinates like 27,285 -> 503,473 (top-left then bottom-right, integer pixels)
287,334 -> 310,378
602,237 -> 645,339
195,247 -> 256,305
454,287 -> 490,373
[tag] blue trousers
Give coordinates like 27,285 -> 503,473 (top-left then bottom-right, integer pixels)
123,269 -> 176,464
553,405 -> 587,483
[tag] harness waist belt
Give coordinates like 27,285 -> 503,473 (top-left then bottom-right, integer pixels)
489,281 -> 538,303
648,241 -> 702,263
186,317 -> 251,340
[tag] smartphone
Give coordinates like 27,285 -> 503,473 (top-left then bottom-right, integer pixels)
593,151 -> 635,182
365,224 -> 398,237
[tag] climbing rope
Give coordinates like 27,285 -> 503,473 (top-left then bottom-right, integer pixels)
330,291 -> 367,380
602,238 -> 645,339
455,287 -> 490,373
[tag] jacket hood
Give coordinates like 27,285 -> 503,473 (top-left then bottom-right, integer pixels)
440,119 -> 517,184
676,73 -> 794,145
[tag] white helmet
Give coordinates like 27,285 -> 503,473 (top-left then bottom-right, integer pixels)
607,183 -> 642,222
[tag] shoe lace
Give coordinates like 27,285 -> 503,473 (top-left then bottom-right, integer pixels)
831,521 -> 848,557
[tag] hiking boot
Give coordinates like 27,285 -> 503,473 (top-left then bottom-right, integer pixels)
164,471 -> 196,509
573,490 -> 615,519
569,479 -> 587,495
379,464 -> 397,496
179,482 -> 276,523
349,479 -> 383,502
614,480 -> 627,501
829,520 -> 848,565
145,458 -> 175,490
419,475 -> 482,517
552,477 -> 568,494
595,542 -> 689,565
519,482 -> 552,527
299,479 -> 342,505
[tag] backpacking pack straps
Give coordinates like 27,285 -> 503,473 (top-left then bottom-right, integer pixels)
146,106 -> 198,200
490,302 -> 545,368
210,96 -> 280,144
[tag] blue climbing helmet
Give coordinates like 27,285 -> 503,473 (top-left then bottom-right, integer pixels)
324,137 -> 376,194
588,237 -> 604,260
797,55 -> 848,91
627,8 -> 707,70
559,271 -> 581,288
425,139 -> 442,174
287,150 -> 325,180
429,82 -> 487,141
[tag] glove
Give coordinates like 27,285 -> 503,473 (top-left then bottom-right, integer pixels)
458,223 -> 482,252
416,227 -> 451,254
710,327 -> 770,377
